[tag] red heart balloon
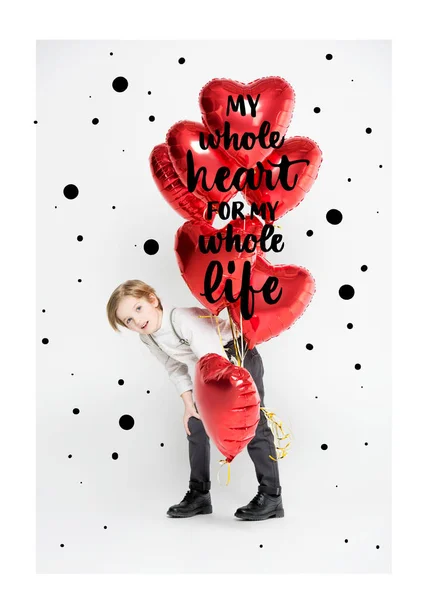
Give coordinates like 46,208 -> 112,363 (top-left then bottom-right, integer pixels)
166,120 -> 244,204
194,353 -> 261,462
229,254 -> 316,348
245,136 -> 323,223
199,76 -> 295,169
149,144 -> 216,224
174,216 -> 264,315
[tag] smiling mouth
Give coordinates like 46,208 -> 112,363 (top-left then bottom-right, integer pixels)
141,321 -> 148,330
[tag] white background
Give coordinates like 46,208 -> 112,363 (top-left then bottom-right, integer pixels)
36,39 -> 391,573
3,0 -> 427,596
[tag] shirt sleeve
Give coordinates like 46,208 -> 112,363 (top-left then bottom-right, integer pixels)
176,308 -> 231,360
139,337 -> 193,396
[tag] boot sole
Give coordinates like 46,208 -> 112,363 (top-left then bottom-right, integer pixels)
167,505 -> 213,518
234,508 -> 284,520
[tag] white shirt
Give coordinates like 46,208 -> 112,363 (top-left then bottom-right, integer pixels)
139,304 -> 235,396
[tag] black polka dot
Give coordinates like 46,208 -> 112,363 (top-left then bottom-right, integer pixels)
361,265 -> 368,272
178,57 -> 185,64
112,77 -> 128,93
144,239 -> 159,255
347,178 -> 351,182
72,408 -> 80,415
376,545 -> 380,549
149,115 -> 155,122
306,343 -> 313,350
366,127 -> 372,134
306,230 -> 314,237
68,454 -> 72,459
364,442 -> 368,446
326,209 -> 342,225
104,525 -> 107,529
160,443 -> 164,447
118,379 -> 124,386
112,206 -> 116,209
379,165 -> 383,168
42,309 -> 46,313
146,390 -> 150,394
77,279 -> 82,283
344,539 -> 348,543
326,54 -> 333,60
347,323 -> 353,329
60,544 -> 64,547
34,120 -> 38,124
63,184 -> 79,200
110,52 -> 113,56
119,415 -> 134,430
148,91 -> 152,95
92,118 -> 99,125
313,107 -> 321,113
339,284 -> 355,300
259,544 -> 263,548
321,444 -> 328,450
112,452 -> 119,460
77,235 -> 83,242
355,364 -> 361,370
42,338 -> 49,344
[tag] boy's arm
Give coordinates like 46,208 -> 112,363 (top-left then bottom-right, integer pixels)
178,309 -> 229,360
140,338 -> 193,397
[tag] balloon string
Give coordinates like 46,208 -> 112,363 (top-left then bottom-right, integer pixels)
226,307 -> 243,366
197,315 -> 228,359
217,459 -> 231,486
260,408 -> 293,461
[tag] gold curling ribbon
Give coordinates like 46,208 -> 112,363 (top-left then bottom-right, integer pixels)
217,459 -> 231,486
197,314 -> 229,359
260,407 -> 292,461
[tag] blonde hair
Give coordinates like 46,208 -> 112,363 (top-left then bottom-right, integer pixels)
106,280 -> 163,333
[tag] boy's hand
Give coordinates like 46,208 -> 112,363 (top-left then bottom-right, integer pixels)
183,404 -> 201,436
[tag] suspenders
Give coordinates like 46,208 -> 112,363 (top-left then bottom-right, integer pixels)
148,307 -> 190,351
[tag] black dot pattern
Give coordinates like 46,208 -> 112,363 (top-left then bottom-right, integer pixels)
326,209 -> 343,225
119,415 -> 134,430
144,239 -> 159,255
63,184 -> 79,200
339,285 -> 355,300
112,77 -> 128,92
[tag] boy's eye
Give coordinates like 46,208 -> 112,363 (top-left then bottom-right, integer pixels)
126,305 -> 141,325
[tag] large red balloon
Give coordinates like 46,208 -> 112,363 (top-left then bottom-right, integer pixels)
244,136 -> 323,223
166,120 -> 244,204
174,216 -> 264,315
199,76 -> 295,169
194,353 -> 261,462
228,254 -> 316,348
149,144 -> 215,224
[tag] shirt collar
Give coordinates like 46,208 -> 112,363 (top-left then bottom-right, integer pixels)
151,303 -> 173,337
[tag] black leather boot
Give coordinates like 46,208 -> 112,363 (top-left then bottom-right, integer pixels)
167,489 -> 213,518
234,491 -> 284,521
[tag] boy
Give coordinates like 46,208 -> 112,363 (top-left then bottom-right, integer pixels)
107,279 -> 283,520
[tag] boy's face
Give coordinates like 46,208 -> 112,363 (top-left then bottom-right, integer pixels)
116,294 -> 162,335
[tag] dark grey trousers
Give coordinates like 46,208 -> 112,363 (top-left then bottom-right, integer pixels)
187,337 -> 282,496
